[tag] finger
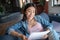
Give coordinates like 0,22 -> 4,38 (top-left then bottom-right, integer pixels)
43,35 -> 48,39
25,37 -> 28,40
23,36 -> 28,40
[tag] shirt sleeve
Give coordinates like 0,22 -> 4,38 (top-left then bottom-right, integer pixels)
8,21 -> 22,34
35,15 -> 59,40
35,15 -> 53,31
41,16 -> 53,30
39,16 -> 60,40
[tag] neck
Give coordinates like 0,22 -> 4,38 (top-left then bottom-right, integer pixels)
27,18 -> 37,28
27,18 -> 34,23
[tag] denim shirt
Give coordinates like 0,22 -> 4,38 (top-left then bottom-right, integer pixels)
8,15 -> 53,37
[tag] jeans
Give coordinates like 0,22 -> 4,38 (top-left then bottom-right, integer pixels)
0,35 -> 16,40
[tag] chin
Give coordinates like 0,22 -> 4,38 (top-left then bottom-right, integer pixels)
30,18 -> 33,20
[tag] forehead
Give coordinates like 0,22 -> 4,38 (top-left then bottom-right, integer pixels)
26,6 -> 35,10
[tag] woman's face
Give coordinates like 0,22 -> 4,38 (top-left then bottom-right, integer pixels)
25,6 -> 35,21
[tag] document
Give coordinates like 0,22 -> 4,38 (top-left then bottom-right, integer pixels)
28,30 -> 50,40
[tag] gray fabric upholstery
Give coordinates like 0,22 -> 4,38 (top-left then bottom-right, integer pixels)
0,12 -> 23,35
0,12 -> 23,23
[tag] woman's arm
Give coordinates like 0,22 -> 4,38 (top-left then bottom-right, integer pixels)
10,30 -> 28,40
37,16 -> 59,40
10,30 -> 22,38
42,29 -> 50,39
35,15 -> 53,31
8,22 -> 28,40
8,28 -> 28,40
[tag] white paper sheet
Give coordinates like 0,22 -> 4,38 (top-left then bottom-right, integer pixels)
28,31 -> 50,40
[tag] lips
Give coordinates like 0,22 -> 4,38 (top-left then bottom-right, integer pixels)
27,15 -> 32,18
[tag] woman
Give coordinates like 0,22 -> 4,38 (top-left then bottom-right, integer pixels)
7,3 -> 59,40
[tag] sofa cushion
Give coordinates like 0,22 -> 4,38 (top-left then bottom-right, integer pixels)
0,12 -> 23,35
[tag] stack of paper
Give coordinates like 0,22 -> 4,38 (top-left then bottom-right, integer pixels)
28,30 -> 50,40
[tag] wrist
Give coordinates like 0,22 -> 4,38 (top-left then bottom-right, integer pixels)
18,34 -> 23,38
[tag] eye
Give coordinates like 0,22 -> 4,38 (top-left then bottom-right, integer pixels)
26,10 -> 31,13
28,10 -> 31,12
32,10 -> 35,13
33,11 -> 35,13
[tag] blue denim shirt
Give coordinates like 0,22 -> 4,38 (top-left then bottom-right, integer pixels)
8,14 -> 59,40
8,14 -> 53,36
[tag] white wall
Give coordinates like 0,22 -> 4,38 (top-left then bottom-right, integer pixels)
48,0 -> 60,14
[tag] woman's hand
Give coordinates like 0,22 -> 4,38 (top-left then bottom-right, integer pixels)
43,34 -> 48,39
19,34 -> 28,40
42,29 -> 50,39
46,29 -> 50,32
22,35 -> 28,40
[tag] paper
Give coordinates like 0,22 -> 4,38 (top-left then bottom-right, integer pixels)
28,30 -> 50,40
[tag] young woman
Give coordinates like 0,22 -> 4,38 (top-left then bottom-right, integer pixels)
7,3 -> 59,40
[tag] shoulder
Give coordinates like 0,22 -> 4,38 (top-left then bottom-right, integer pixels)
9,21 -> 23,29
34,15 -> 43,22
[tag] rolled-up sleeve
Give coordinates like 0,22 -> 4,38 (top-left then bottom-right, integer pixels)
8,21 -> 22,34
35,15 -> 53,31
35,15 -> 59,40
39,16 -> 60,40
40,16 -> 53,30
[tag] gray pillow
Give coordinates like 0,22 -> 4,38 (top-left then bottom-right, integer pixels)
0,12 -> 23,23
